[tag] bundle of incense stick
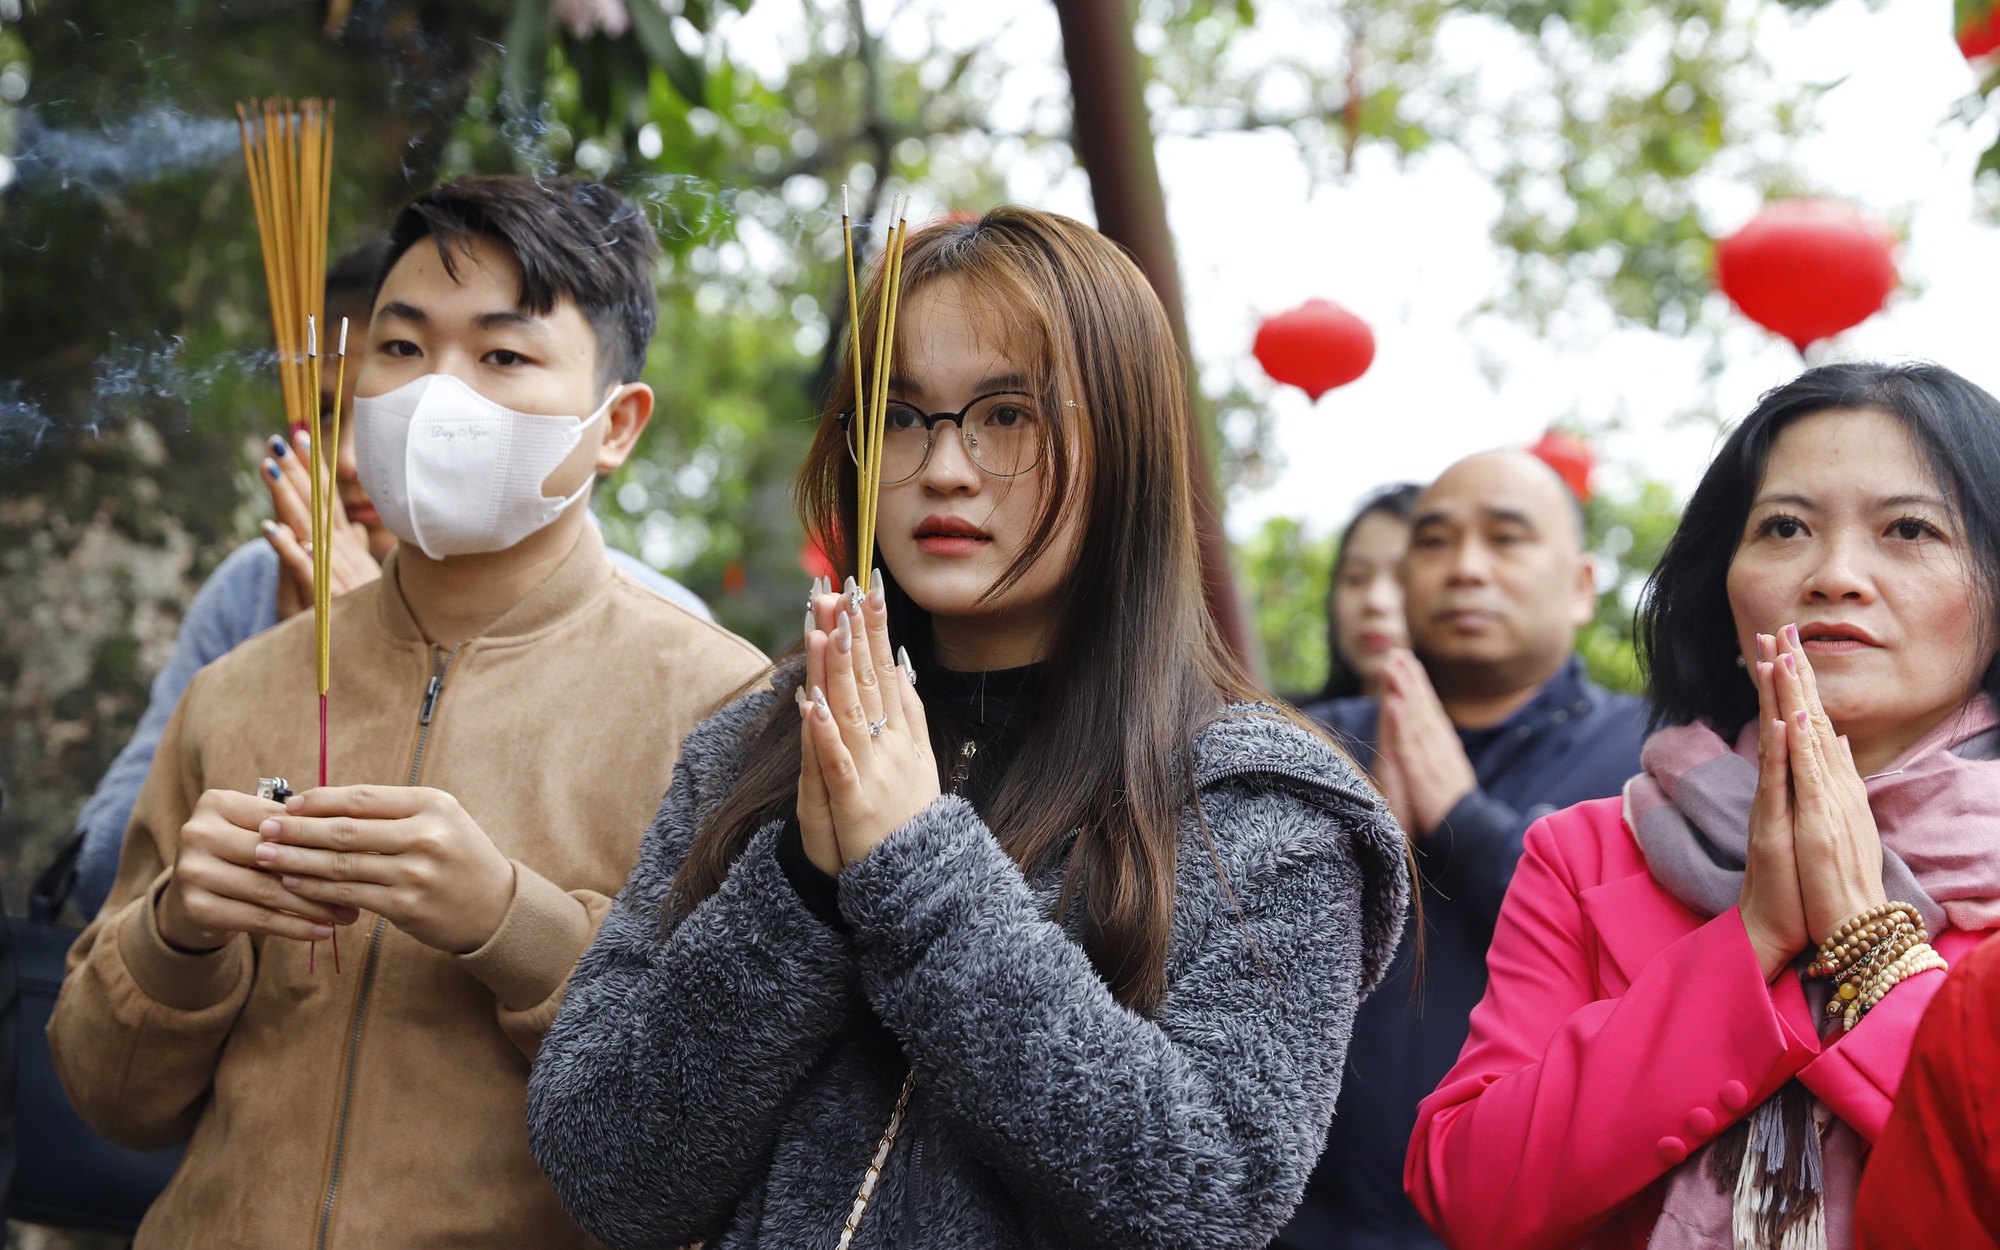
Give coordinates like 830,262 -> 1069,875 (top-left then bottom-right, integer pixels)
236,97 -> 335,438
843,189 -> 910,595
239,98 -> 341,971
238,97 -> 339,768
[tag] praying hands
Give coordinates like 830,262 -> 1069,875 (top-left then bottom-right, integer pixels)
1374,649 -> 1478,837
261,429 -> 381,621
1739,624 -> 1889,982
796,576 -> 939,872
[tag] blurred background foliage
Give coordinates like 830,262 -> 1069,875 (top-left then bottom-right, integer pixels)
0,0 -> 1841,905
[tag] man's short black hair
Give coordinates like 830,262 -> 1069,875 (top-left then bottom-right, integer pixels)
380,176 -> 658,387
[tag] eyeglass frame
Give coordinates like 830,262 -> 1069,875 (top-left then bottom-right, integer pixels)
837,389 -> 1048,484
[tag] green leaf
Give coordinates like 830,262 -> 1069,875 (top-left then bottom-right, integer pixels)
1977,134 -> 2000,179
626,0 -> 710,107
501,0 -> 553,117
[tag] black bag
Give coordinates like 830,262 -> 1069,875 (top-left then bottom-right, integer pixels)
9,812 -> 184,1234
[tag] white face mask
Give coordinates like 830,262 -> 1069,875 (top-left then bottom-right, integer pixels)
353,373 -> 613,559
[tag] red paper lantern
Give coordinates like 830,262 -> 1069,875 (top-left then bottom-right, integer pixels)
1527,430 -> 1596,504
1959,0 -> 2000,59
1714,200 -> 1897,353
1252,299 -> 1375,400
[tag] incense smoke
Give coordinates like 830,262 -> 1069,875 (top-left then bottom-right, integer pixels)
0,382 -> 51,463
10,107 -> 241,195
626,173 -> 738,243
0,339 -> 279,465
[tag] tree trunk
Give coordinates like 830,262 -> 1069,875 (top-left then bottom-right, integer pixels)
1052,0 -> 1258,673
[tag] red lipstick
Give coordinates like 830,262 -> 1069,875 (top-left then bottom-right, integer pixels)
913,514 -> 992,557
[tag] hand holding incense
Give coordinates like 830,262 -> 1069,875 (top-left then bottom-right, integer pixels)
239,96 -> 340,969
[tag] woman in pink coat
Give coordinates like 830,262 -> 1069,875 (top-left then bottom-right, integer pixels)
1404,361 -> 2000,1250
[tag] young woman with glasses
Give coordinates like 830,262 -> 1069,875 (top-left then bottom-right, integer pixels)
525,205 -> 1410,1250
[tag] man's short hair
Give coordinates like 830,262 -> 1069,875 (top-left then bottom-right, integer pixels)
380,176 -> 659,386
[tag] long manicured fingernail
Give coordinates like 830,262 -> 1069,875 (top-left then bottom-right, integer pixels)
812,685 -> 831,717
794,684 -> 812,709
804,609 -> 815,642
262,519 -> 279,536
269,435 -> 288,458
869,571 -> 886,610
265,459 -> 282,480
295,429 -> 312,454
835,612 -> 852,653
898,645 -> 916,685
255,842 -> 278,862
1782,653 -> 1796,674
1784,623 -> 1800,647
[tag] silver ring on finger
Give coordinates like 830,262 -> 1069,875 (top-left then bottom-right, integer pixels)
868,716 -> 889,738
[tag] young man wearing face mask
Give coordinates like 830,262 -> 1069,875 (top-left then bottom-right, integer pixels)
66,237 -> 712,921
48,176 -> 768,1250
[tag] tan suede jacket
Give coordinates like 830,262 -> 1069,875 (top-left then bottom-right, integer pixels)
49,525 -> 767,1250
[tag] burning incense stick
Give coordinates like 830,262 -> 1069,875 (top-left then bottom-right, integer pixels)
845,192 -> 910,594
299,322 -> 350,775
305,315 -> 342,976
842,186 -> 868,574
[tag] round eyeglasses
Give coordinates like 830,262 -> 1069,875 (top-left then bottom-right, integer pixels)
841,390 -> 1046,485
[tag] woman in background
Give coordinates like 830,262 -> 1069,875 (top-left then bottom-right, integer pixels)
1313,483 -> 1420,704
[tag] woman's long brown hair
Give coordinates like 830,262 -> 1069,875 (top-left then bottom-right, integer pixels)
664,206 -> 1266,1013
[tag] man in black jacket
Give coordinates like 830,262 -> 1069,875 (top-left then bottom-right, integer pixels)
1280,450 -> 1647,1249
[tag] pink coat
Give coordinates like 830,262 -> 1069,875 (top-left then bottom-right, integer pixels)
1403,796 -> 1979,1250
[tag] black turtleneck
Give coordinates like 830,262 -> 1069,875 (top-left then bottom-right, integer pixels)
776,662 -> 1043,930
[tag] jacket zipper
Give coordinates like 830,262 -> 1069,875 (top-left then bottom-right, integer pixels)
1193,761 -> 1378,811
313,642 -> 463,1250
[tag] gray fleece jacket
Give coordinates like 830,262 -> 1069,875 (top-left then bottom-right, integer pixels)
527,684 -> 1409,1250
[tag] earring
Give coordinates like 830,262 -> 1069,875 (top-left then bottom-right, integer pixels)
1734,654 -> 1747,668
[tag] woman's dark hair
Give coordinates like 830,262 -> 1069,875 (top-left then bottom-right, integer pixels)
663,206 -> 1281,1013
1640,360 -> 2000,732
1317,483 -> 1421,701
327,236 -> 391,310
379,176 -> 658,386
